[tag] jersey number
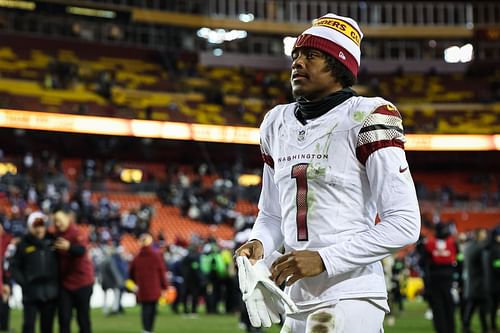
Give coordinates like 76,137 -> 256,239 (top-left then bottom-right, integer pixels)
291,163 -> 309,241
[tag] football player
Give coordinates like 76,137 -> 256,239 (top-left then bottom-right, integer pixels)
235,13 -> 421,333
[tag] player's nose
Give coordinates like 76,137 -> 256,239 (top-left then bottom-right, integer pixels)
291,55 -> 305,70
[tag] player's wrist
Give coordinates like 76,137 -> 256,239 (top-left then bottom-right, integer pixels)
317,251 -> 327,272
249,239 -> 264,249
317,247 -> 336,277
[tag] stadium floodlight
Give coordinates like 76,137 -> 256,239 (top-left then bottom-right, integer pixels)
213,48 -> 223,56
225,29 -> 248,41
197,27 -> 247,44
239,13 -> 255,22
460,44 -> 473,63
444,44 -> 473,63
283,37 -> 297,56
444,46 -> 461,63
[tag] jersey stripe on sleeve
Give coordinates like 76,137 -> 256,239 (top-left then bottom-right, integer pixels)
260,141 -> 274,169
356,104 -> 405,165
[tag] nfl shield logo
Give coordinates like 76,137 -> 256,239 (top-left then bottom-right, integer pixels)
298,130 -> 306,142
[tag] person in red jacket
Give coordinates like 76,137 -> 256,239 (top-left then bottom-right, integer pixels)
424,222 -> 458,333
53,210 -> 95,333
0,230 -> 2,298
0,224 -> 4,300
129,233 -> 167,333
0,222 -> 13,332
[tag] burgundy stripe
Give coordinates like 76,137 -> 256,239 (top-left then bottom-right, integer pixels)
261,152 -> 274,169
373,105 -> 402,119
356,139 -> 405,165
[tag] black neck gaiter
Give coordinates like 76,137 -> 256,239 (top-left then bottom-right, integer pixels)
295,88 -> 357,124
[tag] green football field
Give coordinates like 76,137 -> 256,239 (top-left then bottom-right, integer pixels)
9,300 -> 487,333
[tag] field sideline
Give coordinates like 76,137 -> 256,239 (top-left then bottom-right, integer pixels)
9,300 -> 488,333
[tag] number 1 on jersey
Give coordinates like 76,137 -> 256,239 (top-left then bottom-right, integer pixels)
291,163 -> 309,241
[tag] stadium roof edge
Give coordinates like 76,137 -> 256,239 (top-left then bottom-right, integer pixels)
28,0 -> 474,38
132,9 -> 474,38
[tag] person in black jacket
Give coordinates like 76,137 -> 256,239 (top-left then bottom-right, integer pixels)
462,228 -> 490,333
489,228 -> 500,332
11,212 -> 58,333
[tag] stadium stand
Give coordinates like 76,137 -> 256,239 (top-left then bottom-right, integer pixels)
0,150 -> 498,255
0,34 -> 498,132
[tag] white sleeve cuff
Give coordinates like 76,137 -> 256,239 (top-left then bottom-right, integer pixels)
249,211 -> 283,258
318,247 -> 335,277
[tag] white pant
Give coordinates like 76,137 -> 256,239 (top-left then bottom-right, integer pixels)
280,299 -> 385,333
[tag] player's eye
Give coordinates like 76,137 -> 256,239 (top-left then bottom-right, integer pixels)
307,51 -> 321,59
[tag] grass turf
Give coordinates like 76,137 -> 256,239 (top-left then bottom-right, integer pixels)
9,300 -> 485,333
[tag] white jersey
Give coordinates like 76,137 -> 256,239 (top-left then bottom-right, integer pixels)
250,96 -> 420,312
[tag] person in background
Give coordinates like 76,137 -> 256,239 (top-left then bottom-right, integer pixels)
165,243 -> 187,314
129,233 -> 167,333
98,244 -> 124,316
455,232 -> 467,324
200,241 -> 225,314
424,222 -> 457,333
0,221 -> 13,333
11,212 -> 58,333
488,227 -> 500,332
180,243 -> 203,315
220,246 -> 237,314
0,224 -> 7,332
112,245 -> 128,314
0,227 -> 2,325
53,210 -> 95,333
462,228 -> 490,333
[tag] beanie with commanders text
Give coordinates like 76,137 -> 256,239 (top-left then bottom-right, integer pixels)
293,13 -> 363,77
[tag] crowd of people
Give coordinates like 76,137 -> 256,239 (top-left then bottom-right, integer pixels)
0,150 -> 499,333
420,223 -> 500,333
0,150 -> 260,332
0,208 -> 251,333
157,165 -> 258,226
1,210 -> 95,333
382,221 -> 500,333
0,151 -> 156,242
2,209 -> 500,333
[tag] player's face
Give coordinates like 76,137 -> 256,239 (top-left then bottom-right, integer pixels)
290,47 -> 339,101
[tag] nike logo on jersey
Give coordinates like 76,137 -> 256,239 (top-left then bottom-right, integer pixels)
399,165 -> 408,173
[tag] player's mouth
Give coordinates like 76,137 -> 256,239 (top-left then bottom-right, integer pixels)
292,72 -> 308,82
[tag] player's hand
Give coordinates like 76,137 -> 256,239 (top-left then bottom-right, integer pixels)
234,240 -> 264,265
2,285 -> 10,302
271,250 -> 326,286
54,237 -> 71,251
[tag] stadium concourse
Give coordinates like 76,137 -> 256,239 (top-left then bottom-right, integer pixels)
0,0 -> 499,333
